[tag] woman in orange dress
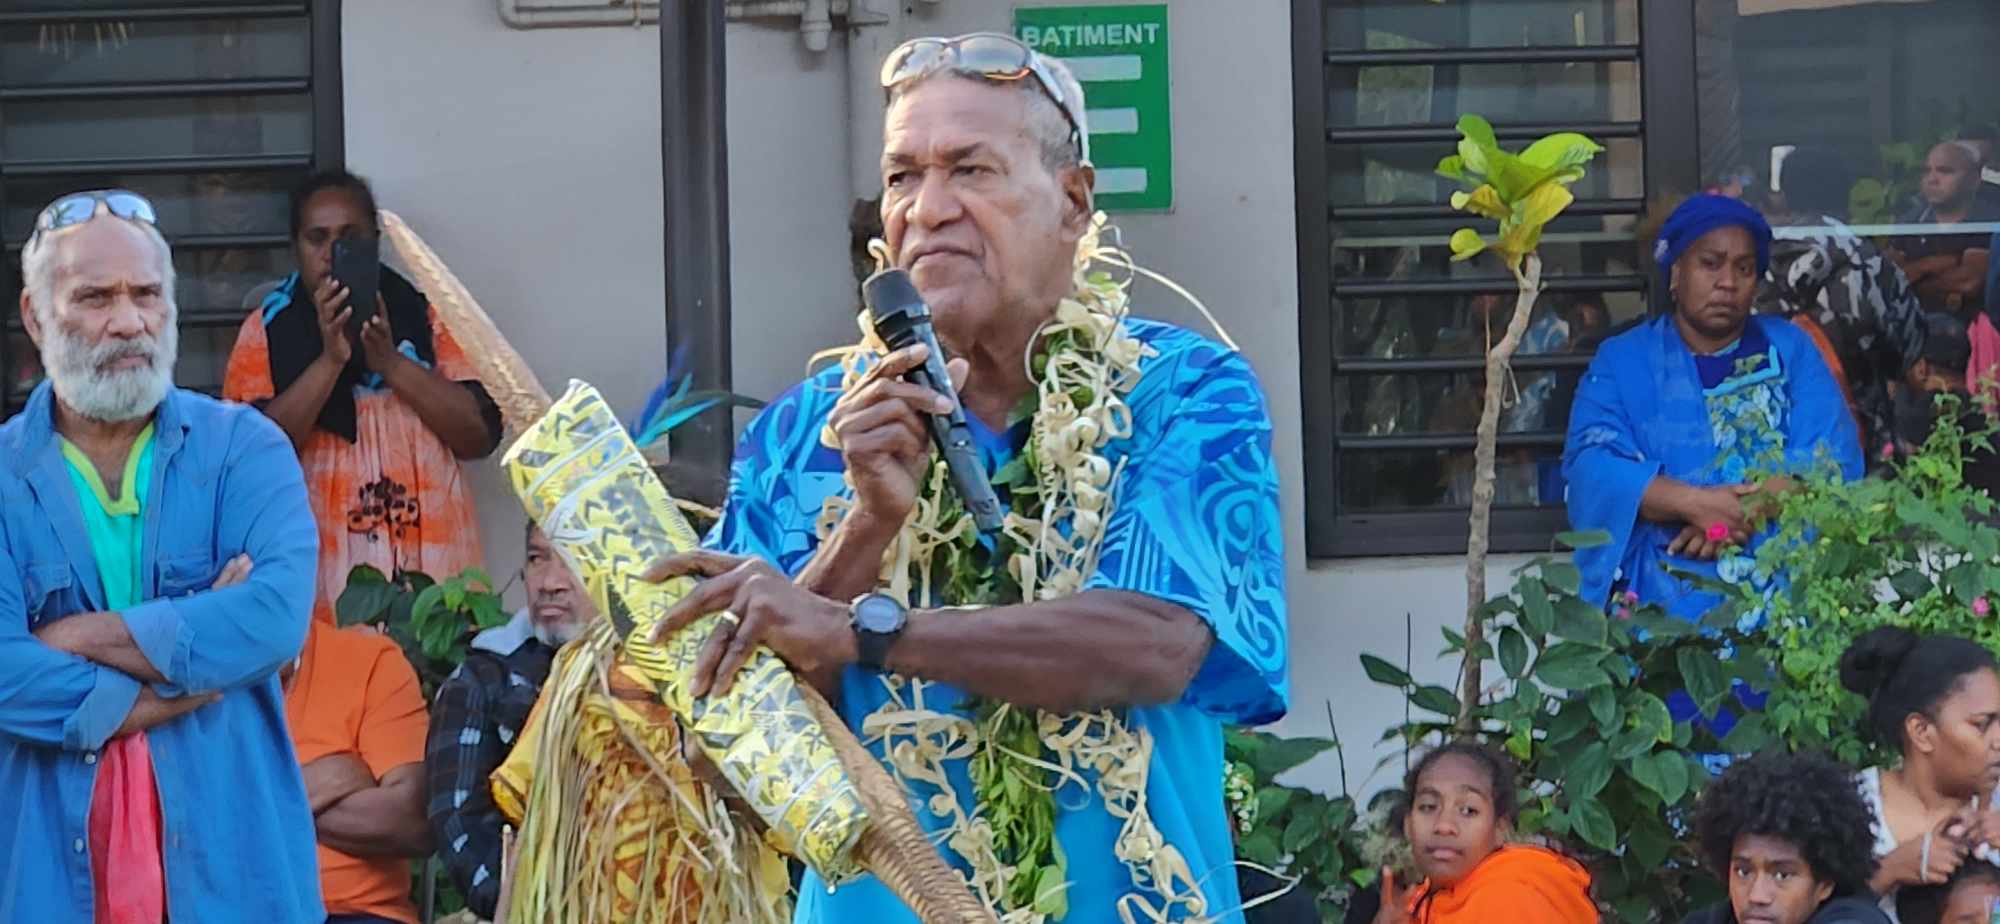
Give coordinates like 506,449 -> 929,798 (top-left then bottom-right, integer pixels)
1375,740 -> 1599,924
225,170 -> 501,625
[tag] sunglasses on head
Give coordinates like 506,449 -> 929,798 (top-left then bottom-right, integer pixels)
26,189 -> 159,253
881,32 -> 1090,165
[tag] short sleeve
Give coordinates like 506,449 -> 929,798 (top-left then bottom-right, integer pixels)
355,636 -> 430,778
704,377 -> 842,576
1082,344 -> 1289,725
222,311 -> 277,404
429,306 -> 480,383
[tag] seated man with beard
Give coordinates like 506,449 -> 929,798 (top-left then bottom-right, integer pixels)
0,190 -> 321,921
424,523 -> 592,921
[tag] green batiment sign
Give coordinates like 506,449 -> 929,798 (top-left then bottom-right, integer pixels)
1015,4 -> 1172,211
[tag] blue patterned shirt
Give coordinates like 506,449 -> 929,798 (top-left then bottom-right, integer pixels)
708,318 -> 1289,924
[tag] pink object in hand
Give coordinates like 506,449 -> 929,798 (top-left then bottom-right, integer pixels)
1706,523 -> 1730,543
89,733 -> 166,924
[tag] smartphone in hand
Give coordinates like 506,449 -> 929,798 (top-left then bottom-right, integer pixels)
331,236 -> 381,337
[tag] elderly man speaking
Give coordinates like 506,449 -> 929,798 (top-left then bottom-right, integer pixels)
645,33 -> 1288,924
0,191 -> 321,922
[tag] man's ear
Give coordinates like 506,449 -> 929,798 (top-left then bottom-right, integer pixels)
1060,162 -> 1096,236
20,288 -> 42,351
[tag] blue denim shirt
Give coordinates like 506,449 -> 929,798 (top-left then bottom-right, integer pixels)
0,383 -> 322,922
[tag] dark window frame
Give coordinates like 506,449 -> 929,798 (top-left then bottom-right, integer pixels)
0,0 -> 345,416
1293,0 -> 1700,559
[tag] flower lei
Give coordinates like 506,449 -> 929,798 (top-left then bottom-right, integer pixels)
813,215 -> 1212,923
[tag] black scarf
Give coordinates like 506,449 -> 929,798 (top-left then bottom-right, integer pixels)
261,266 -> 435,443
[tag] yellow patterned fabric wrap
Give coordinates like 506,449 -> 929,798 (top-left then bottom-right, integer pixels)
501,380 -> 869,881
492,622 -> 794,924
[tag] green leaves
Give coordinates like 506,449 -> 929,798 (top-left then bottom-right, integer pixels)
1556,529 -> 1612,550
1535,642 -> 1610,690
335,564 -> 510,699
1569,797 -> 1618,852
1246,735 -> 1338,779
1678,648 -> 1729,714
1361,654 -> 1414,688
1586,685 -> 1618,728
1630,752 -> 1693,804
1223,725 -> 1370,922
1520,580 -> 1556,636
1499,627 -> 1531,679
1438,115 -> 1603,269
1553,596 -> 1609,646
1519,132 -> 1603,172
1565,742 -> 1613,799
1411,685 -> 1460,717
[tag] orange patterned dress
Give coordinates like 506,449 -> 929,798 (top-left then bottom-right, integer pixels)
224,301 -> 486,625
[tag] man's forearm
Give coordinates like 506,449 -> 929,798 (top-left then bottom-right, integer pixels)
36,611 -> 166,685
380,360 -> 496,459
796,508 -> 900,603
883,590 -> 1212,713
316,774 -> 433,858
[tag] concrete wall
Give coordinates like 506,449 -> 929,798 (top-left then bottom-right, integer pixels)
341,0 -> 1502,799
343,0 -> 669,599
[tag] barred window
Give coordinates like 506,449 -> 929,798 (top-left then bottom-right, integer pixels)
1295,0 -> 1655,557
1,0 -> 343,416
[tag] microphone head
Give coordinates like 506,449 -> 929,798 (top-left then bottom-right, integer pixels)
862,268 -> 930,348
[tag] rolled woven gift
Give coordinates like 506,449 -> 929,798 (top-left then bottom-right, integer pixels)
381,210 -> 994,923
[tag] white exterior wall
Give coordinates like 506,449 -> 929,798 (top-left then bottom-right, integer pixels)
342,0 -> 1515,799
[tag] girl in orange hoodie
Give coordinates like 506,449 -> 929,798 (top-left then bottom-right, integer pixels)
1373,741 -> 1599,924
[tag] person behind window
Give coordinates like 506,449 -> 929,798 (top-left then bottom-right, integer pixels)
1896,861 -> 2000,924
283,619 -> 432,924
1369,741 -> 1595,924
1842,627 -> 2000,921
1565,194 -> 1862,622
1891,142 -> 2000,317
1756,146 -> 1928,466
223,170 -> 503,625
1682,750 -> 1890,924
1565,294 -> 1613,353
1959,123 -> 2000,209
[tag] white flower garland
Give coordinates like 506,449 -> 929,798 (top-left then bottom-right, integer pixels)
813,215 -> 1215,923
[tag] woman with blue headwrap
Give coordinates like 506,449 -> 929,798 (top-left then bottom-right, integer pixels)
1564,194 -> 1864,624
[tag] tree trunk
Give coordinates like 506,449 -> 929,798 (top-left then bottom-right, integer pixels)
1457,255 -> 1544,734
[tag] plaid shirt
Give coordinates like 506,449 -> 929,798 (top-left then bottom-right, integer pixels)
423,612 -> 554,920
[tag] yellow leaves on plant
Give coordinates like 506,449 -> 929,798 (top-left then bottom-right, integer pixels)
1449,228 -> 1488,262
1494,183 -> 1576,259
1515,183 -> 1574,229
1440,118 -> 1601,268
1519,132 -> 1604,171
1451,186 -> 1510,221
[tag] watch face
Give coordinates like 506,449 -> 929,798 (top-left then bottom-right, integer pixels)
854,594 -> 905,634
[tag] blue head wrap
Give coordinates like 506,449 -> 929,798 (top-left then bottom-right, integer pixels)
1653,193 -> 1773,293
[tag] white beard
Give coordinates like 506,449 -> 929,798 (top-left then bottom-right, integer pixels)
534,618 -> 584,648
41,315 -> 177,423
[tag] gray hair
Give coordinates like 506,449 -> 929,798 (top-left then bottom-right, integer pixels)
889,60 -> 1089,175
20,214 -> 177,323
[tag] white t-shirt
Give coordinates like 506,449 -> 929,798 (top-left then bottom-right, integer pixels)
1856,767 -> 1904,923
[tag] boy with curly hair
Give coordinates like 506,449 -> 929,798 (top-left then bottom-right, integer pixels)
1684,751 -> 1890,924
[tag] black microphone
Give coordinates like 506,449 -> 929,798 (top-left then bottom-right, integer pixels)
861,268 -> 1006,535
